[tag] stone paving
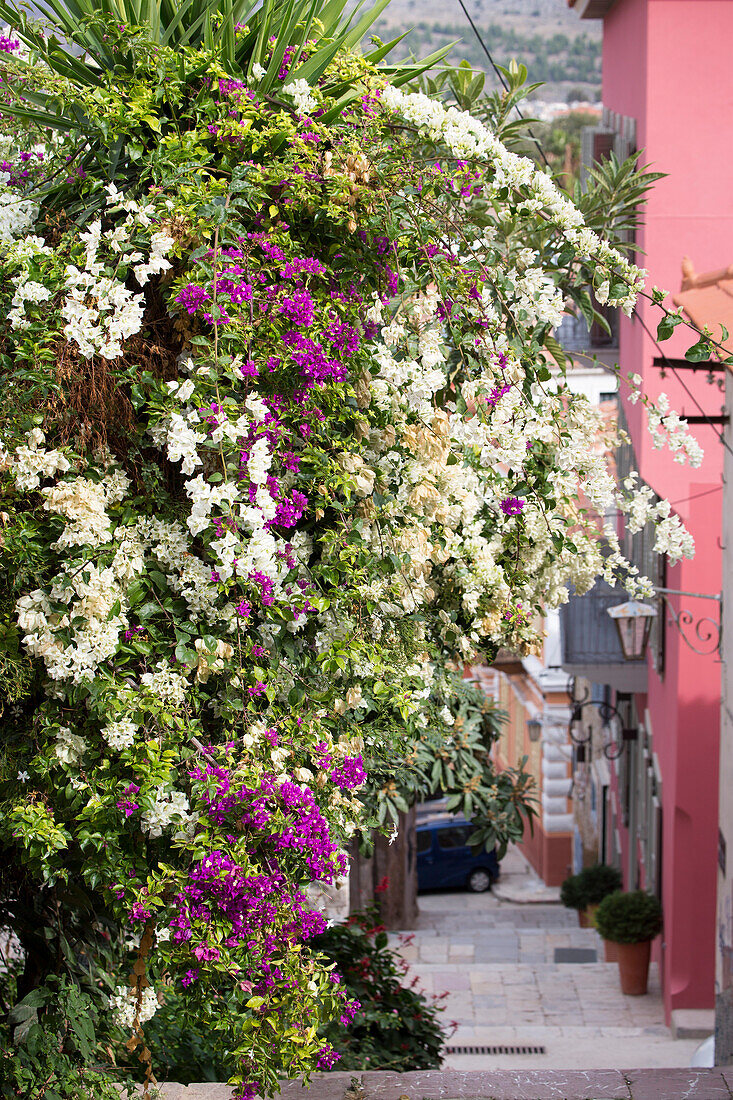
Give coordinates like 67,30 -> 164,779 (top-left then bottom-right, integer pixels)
146,848 -> 713,1097
388,848 -> 704,1071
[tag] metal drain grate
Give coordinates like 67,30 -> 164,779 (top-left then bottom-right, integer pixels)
446,1045 -> 547,1055
554,947 -> 598,963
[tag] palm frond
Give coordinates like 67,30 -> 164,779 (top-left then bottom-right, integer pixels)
0,0 -> 445,90
0,0 -> 455,214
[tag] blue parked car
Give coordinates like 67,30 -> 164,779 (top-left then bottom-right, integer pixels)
416,813 -> 500,893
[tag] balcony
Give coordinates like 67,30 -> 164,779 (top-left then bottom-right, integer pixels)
567,0 -> 618,18
559,577 -> 649,693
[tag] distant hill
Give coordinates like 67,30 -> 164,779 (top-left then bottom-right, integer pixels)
366,0 -> 602,102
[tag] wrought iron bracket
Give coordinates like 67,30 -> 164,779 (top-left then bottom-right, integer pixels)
567,678 -> 635,768
655,588 -> 722,657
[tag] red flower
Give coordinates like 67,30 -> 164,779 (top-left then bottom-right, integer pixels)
375,875 -> 390,894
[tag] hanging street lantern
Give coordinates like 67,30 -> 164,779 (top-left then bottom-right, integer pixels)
607,600 -> 657,661
526,715 -> 543,743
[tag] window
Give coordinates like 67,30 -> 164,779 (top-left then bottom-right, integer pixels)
416,830 -> 432,854
436,826 -> 469,850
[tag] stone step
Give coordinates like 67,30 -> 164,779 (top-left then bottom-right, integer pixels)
443,1023 -> 703,1070
134,1068 -> 733,1099
390,931 -> 602,940
394,963 -> 622,975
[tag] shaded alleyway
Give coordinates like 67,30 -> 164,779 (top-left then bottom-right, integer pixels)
391,848 -> 704,1070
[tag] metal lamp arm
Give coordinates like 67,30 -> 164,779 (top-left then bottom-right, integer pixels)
654,589 -> 722,657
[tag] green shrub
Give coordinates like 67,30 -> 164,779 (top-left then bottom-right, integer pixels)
114,991 -> 232,1085
309,906 -> 447,1071
559,873 -> 585,911
1,979 -> 131,1100
576,863 -> 622,906
595,891 -> 663,944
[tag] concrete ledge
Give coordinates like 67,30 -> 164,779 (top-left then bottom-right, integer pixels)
491,880 -> 561,904
670,1008 -> 715,1039
145,1068 -> 733,1099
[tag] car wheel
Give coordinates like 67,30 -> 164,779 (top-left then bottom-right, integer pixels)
467,868 -> 492,893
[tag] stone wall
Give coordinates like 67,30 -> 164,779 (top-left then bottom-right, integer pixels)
135,1068 -> 733,1099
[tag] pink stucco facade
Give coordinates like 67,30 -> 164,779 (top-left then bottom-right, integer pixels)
594,0 -> 732,1024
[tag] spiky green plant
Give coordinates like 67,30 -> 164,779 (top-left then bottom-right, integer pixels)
0,0 -> 451,214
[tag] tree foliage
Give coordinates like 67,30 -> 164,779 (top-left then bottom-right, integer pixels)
0,4 -> 703,1097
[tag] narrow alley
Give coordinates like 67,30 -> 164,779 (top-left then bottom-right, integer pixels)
392,848 -> 703,1070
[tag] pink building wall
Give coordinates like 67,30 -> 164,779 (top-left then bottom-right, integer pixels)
599,0 -> 731,1024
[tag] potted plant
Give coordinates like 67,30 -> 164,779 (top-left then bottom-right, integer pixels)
559,873 -> 589,926
576,863 -> 623,957
595,890 -> 663,995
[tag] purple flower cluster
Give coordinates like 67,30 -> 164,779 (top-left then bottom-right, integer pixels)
175,283 -> 211,314
190,764 -> 348,883
169,850 -> 327,966
280,256 -> 326,279
249,570 -> 275,606
276,780 -> 349,880
0,149 -> 45,190
279,288 -> 315,327
192,942 -> 220,962
326,317 -> 359,356
504,600 -> 529,627
272,487 -> 308,529
232,1085 -> 259,1100
218,78 -> 246,95
328,754 -> 366,791
174,238 -> 362,400
283,330 -> 348,385
500,496 -> 525,517
485,381 -> 512,410
316,1044 -> 341,1069
339,996 -> 361,1028
266,39 -> 298,80
215,265 -> 254,305
117,783 -> 140,818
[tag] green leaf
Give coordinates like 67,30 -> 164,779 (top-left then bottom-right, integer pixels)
685,338 -> 711,363
543,334 -> 566,371
657,313 -> 682,341
13,987 -> 50,1012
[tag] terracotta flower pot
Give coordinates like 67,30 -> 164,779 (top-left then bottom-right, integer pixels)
604,939 -> 619,963
617,939 -> 652,995
578,903 -> 598,928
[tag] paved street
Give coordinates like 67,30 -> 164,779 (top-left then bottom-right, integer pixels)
390,847 -> 704,1070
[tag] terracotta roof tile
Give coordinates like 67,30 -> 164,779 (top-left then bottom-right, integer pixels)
672,258 -> 733,362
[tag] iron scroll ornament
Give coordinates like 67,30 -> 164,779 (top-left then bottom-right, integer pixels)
567,678 -> 637,764
655,589 -> 722,658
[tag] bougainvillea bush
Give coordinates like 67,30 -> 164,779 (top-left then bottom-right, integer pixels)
123,899 -> 447,1081
0,0 -> 703,1096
